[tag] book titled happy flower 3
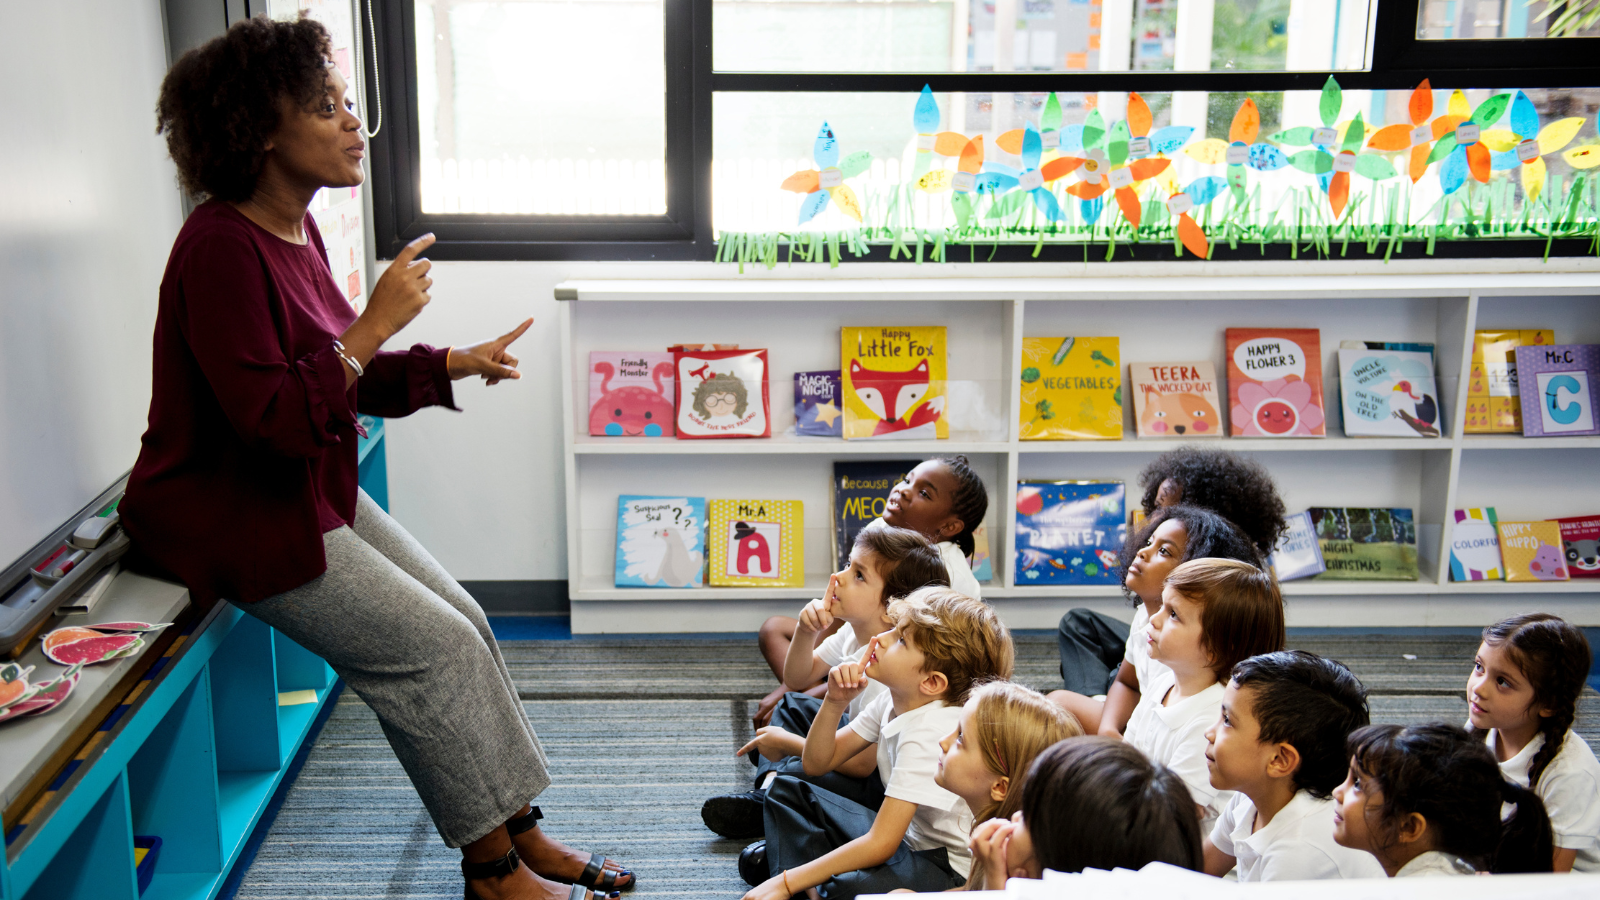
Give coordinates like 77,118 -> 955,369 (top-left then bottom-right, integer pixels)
1226,328 -> 1326,437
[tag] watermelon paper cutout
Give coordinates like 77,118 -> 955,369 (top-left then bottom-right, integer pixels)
0,663 -> 37,710
45,633 -> 143,666
0,666 -> 80,725
42,627 -> 103,655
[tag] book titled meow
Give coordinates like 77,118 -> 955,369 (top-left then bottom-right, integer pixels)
708,499 -> 805,587
830,460 -> 917,572
1019,337 -> 1122,440
1449,507 -> 1503,582
1309,507 -> 1418,581
1129,361 -> 1223,439
841,327 -> 948,440
614,496 -> 706,588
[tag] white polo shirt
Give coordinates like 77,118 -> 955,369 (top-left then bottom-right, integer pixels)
1125,667 -> 1232,830
1209,790 -> 1387,881
1395,851 -> 1474,877
938,542 -> 982,600
1124,603 -> 1168,690
1486,727 -> 1600,872
815,626 -> 888,719
852,692 -> 974,878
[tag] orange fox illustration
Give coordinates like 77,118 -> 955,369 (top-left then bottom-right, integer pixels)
849,358 -> 945,438
1139,388 -> 1219,436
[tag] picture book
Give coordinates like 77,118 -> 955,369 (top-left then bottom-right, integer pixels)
794,370 -> 843,437
588,352 -> 675,437
840,327 -> 948,440
1270,511 -> 1326,581
1556,515 -> 1600,580
1225,328 -> 1326,437
1019,337 -> 1122,440
1449,507 -> 1503,582
1014,481 -> 1126,586
830,460 -> 917,572
673,348 -> 771,439
1308,508 -> 1419,581
1340,340 -> 1436,354
1336,347 -> 1442,438
1514,344 -> 1600,437
614,496 -> 706,588
1466,330 -> 1553,433
708,499 -> 804,587
1497,520 -> 1569,582
1128,361 -> 1223,439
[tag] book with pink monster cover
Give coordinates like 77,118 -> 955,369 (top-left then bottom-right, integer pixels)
588,352 -> 675,437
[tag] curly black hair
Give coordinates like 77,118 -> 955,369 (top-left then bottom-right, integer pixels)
1137,447 -> 1288,557
156,15 -> 333,202
1115,504 -> 1260,604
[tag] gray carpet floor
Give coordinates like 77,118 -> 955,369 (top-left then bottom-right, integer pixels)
233,633 -> 1600,899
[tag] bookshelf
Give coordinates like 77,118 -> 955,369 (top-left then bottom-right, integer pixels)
555,267 -> 1600,634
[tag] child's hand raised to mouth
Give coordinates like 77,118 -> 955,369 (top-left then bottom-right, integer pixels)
826,639 -> 875,706
796,576 -> 842,635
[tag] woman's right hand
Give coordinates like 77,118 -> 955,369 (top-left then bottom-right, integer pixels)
361,234 -> 436,340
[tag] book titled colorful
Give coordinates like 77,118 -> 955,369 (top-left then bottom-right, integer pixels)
841,327 -> 948,440
1497,520 -> 1569,582
708,499 -> 805,587
1514,344 -> 1600,437
1309,508 -> 1418,581
588,352 -> 675,437
1226,328 -> 1326,437
1449,508 -> 1502,582
1019,337 -> 1122,440
1014,482 -> 1126,586
1129,361 -> 1222,439
614,496 -> 706,588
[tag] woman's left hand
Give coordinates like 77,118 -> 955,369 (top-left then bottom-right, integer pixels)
447,318 -> 533,385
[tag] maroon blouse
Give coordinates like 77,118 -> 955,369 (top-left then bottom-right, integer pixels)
122,200 -> 456,605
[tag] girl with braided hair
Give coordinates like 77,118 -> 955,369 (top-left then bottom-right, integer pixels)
1466,613 -> 1599,872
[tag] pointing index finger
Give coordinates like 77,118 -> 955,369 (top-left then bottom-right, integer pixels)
499,317 -> 534,345
393,233 -> 436,266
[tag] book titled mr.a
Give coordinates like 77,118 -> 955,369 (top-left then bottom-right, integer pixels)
708,499 -> 805,587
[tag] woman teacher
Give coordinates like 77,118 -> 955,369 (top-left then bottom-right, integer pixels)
121,16 -> 630,900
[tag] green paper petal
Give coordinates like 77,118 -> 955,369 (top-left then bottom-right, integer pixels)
1471,93 -> 1510,128
1355,153 -> 1398,180
1427,133 -> 1459,165
1271,126 -> 1315,146
1289,149 -> 1335,174
1341,112 -> 1365,153
1320,75 -> 1342,127
1042,93 -> 1062,131
838,151 -> 872,179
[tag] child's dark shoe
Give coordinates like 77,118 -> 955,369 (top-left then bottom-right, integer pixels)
738,840 -> 768,887
701,790 -> 765,839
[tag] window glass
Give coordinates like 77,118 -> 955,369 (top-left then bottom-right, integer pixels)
1417,0 -> 1600,39
712,0 -> 1372,73
414,0 -> 666,215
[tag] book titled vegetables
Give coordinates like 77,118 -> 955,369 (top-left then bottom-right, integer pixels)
1498,520 -> 1569,582
1129,361 -> 1222,438
1449,508 -> 1502,582
708,499 -> 805,587
1308,508 -> 1418,580
1019,337 -> 1121,440
840,327 -> 948,440
1226,328 -> 1326,437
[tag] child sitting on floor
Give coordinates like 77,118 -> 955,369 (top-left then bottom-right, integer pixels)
741,588 -> 1013,900
1201,650 -> 1386,880
932,681 -> 1082,890
968,736 -> 1204,882
754,457 -> 989,727
703,521 -> 949,838
1467,613 -> 1599,872
1123,558 -> 1285,833
1333,722 -> 1553,876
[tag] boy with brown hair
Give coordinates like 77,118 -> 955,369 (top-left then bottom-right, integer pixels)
739,588 -> 1014,899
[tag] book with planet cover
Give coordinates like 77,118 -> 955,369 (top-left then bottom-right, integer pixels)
1014,481 -> 1126,586
1019,337 -> 1122,440
1466,330 -> 1552,433
1449,507 -> 1503,582
1225,328 -> 1326,437
708,499 -> 804,587
1336,347 -> 1442,438
614,496 -> 706,588
1557,515 -> 1600,580
841,327 -> 948,440
1498,520 -> 1569,582
1514,344 -> 1600,437
1308,508 -> 1418,581
830,460 -> 917,572
1269,511 -> 1326,581
1129,361 -> 1223,439
794,370 -> 843,437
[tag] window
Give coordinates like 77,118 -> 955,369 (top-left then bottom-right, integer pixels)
366,0 -> 1600,260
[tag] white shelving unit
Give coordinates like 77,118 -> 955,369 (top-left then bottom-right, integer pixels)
556,268 -> 1600,634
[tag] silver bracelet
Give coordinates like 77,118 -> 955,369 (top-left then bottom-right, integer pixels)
333,340 -> 364,377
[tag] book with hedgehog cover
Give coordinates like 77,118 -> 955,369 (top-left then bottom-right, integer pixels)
1019,337 -> 1122,440
840,327 -> 948,440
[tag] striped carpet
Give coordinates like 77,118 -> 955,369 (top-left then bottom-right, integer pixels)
232,632 -> 1600,899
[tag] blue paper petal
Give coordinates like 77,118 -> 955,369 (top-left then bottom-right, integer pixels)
1248,142 -> 1289,171
975,172 -> 1019,193
980,162 -> 1021,178
1079,196 -> 1104,225
914,85 -> 940,133
798,189 -> 831,223
1023,122 -> 1042,170
1150,125 -> 1194,154
1509,90 -> 1538,140
814,123 -> 839,169
1489,149 -> 1521,171
1031,188 -> 1064,221
1317,170 -> 1332,193
1185,176 -> 1227,207
1057,124 -> 1086,155
1439,148 -> 1468,194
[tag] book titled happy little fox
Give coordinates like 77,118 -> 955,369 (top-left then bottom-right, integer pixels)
840,327 -> 948,440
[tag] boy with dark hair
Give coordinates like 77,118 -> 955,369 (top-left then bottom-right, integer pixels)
1201,650 -> 1386,881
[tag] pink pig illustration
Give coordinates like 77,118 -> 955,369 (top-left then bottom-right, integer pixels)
590,361 -> 676,437
1528,542 -> 1568,581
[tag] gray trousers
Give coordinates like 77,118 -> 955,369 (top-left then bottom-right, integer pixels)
236,490 -> 550,847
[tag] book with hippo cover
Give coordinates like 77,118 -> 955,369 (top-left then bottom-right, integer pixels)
1498,520 -> 1570,582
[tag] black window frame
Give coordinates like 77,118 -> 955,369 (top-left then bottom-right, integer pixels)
367,0 -> 1600,262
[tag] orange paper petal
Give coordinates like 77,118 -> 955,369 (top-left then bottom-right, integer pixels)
996,129 -> 1024,155
1128,157 -> 1170,182
781,170 -> 820,193
1177,214 -> 1208,259
1466,141 -> 1491,183
1067,180 -> 1108,200
1408,144 -> 1429,184
1329,171 -> 1350,218
1114,186 -> 1142,230
1128,92 -> 1152,138
934,131 -> 969,156
959,136 -> 984,174
1432,115 -> 1466,140
1367,124 -> 1414,152
1041,156 -> 1084,182
1409,79 -> 1433,125
1230,99 -> 1260,145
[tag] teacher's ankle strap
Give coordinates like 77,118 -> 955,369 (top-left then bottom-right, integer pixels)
461,846 -> 520,881
506,805 -> 544,836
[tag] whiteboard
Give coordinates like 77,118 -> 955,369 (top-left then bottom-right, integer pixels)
0,0 -> 184,569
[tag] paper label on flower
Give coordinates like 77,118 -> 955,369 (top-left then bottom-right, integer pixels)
818,167 -> 843,188
1107,167 -> 1134,188
952,171 -> 975,192
1127,137 -> 1150,157
1455,122 -> 1480,146
1517,139 -> 1540,162
1041,130 -> 1060,150
1225,142 -> 1249,165
1333,151 -> 1357,173
916,133 -> 937,151
1410,125 -> 1432,147
1166,193 -> 1193,216
1312,127 -> 1338,146
1018,170 -> 1044,191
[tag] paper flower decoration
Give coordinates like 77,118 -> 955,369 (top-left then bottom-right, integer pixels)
1188,98 -> 1289,203
1480,90 -> 1586,200
915,135 -> 988,229
1318,113 -> 1398,217
1365,80 -> 1438,184
1096,94 -> 1173,229
779,122 -> 872,224
1165,176 -> 1227,258
981,123 -> 1065,222
1425,90 -> 1510,194
1232,378 -> 1325,437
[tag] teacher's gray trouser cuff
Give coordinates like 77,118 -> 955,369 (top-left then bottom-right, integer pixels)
235,490 -> 549,847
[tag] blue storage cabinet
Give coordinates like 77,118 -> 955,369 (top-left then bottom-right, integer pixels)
358,416 -> 388,512
0,599 -> 338,900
